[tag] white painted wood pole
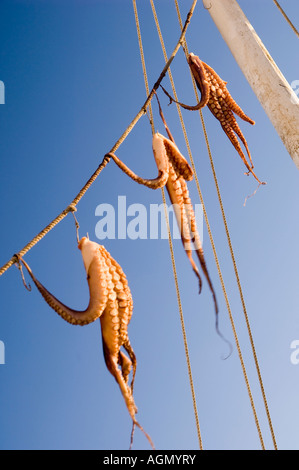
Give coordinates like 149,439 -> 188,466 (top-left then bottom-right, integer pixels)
203,0 -> 299,169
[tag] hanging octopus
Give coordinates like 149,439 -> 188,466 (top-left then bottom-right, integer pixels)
107,123 -> 220,332
161,52 -> 265,186
16,237 -> 154,449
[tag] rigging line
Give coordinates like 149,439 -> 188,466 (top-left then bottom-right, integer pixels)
132,0 -> 203,450
200,110 -> 272,451
174,0 -> 276,450
272,0 -> 299,39
161,187 -> 203,451
132,0 -> 154,134
0,1 -> 196,279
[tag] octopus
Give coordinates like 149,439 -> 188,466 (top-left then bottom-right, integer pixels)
107,124 -> 220,333
161,52 -> 265,186
16,237 -> 154,449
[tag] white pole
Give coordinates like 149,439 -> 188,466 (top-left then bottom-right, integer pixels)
203,0 -> 299,169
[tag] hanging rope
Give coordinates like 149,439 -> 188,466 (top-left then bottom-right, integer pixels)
132,0 -> 203,450
272,0 -> 299,39
174,0 -> 277,450
0,1 -> 197,278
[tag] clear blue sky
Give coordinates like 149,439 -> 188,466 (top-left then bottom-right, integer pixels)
0,0 -> 299,450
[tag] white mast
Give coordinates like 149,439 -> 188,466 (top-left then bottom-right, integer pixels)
203,0 -> 299,169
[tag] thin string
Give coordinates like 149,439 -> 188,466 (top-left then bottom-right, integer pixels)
132,0 -> 155,134
174,0 -> 277,450
15,255 -> 32,292
133,0 -> 203,450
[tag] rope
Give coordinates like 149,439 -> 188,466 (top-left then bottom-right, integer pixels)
174,0 -> 277,450
0,2 -> 196,278
161,187 -> 203,449
201,114 -> 276,450
0,156 -> 109,277
132,0 -> 203,450
272,0 -> 299,39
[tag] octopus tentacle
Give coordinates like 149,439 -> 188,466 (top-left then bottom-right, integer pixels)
101,335 -> 154,449
166,164 -> 203,294
118,350 -> 132,385
156,94 -> 218,313
226,116 -> 254,167
95,246 -> 151,446
180,178 -> 219,316
161,135 -> 193,181
101,338 -> 136,416
187,53 -> 210,109
122,339 -> 137,393
155,91 -> 221,325
163,52 -> 264,184
101,251 -> 137,393
221,124 -> 264,184
18,254 -> 109,326
203,61 -> 255,125
196,55 -> 265,184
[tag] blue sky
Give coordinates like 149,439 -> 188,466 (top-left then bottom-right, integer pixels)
0,0 -> 299,450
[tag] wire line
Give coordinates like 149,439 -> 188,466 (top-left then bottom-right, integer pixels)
272,0 -> 299,38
